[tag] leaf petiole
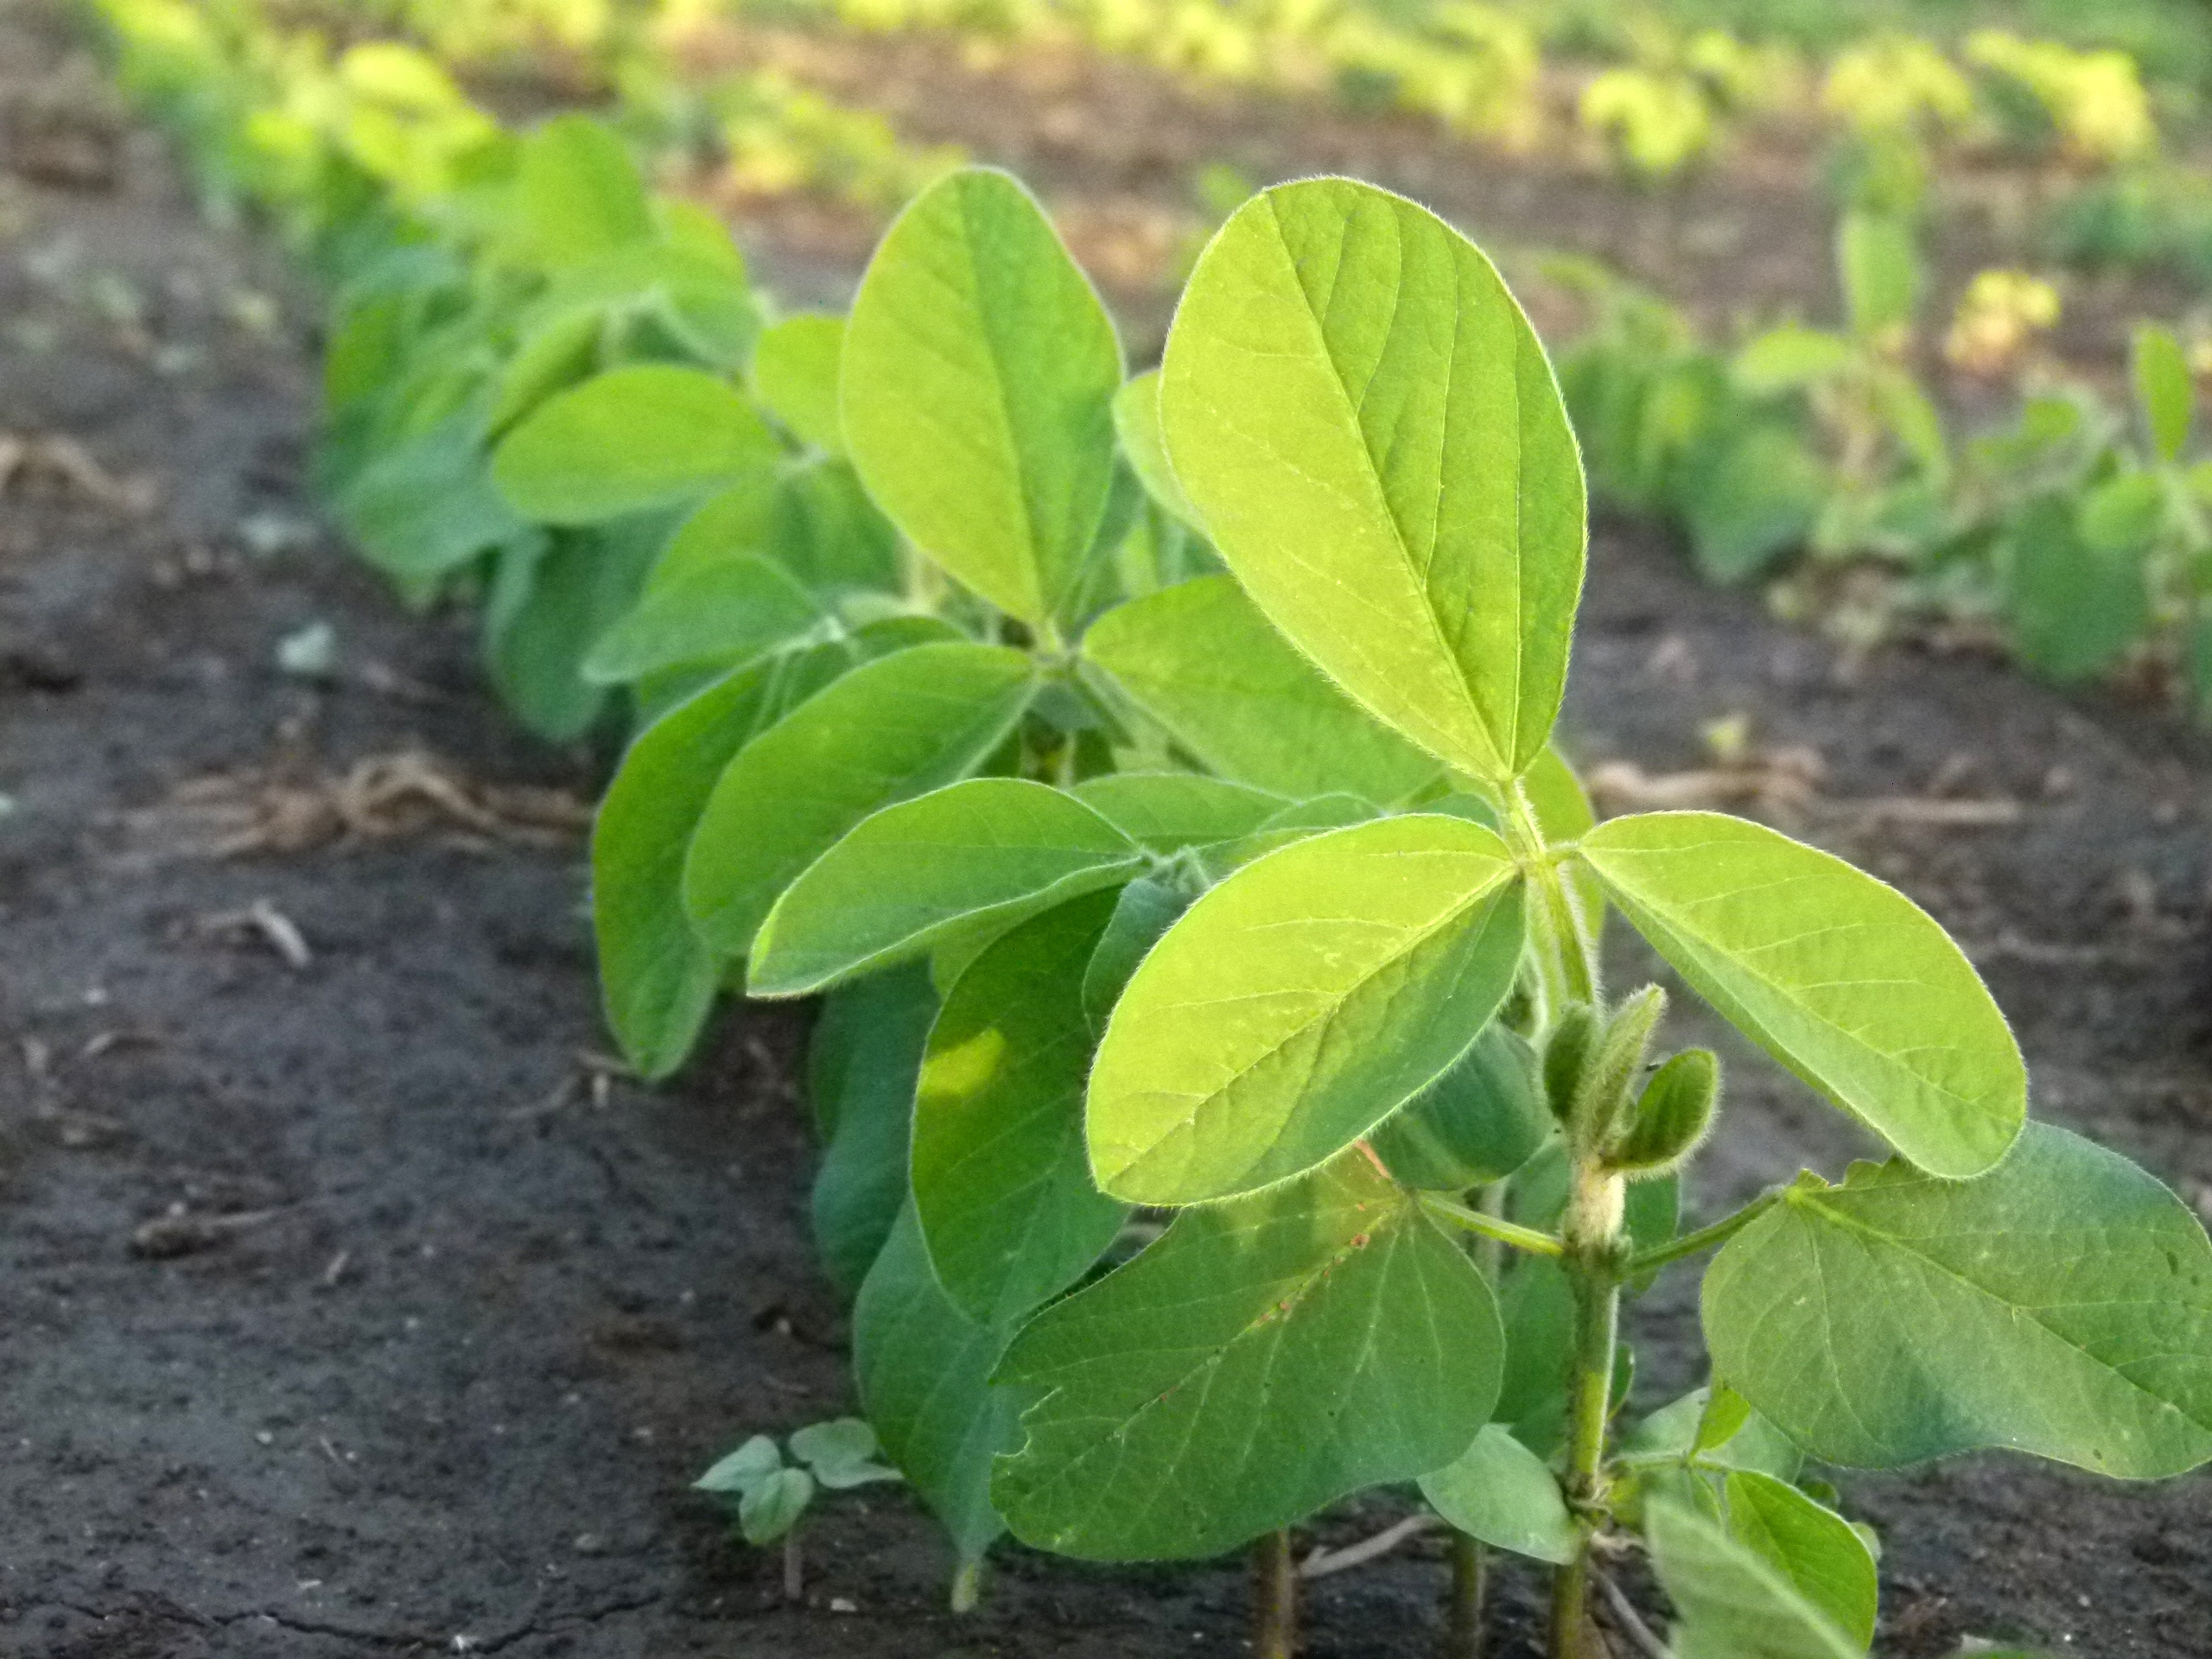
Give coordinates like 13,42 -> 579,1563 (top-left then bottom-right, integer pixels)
1419,1193 -> 1567,1258
1624,1189 -> 1783,1276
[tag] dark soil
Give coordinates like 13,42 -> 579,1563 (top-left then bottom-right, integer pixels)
2,6 -> 2209,1657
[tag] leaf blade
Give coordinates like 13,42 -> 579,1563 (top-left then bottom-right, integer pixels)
1579,810 -> 2024,1178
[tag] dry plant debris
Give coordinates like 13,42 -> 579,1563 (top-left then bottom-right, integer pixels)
118,748 -> 589,861
0,429 -> 152,511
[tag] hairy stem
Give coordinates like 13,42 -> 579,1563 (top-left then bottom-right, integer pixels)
1447,1529 -> 1487,1659
1506,783 -> 1597,1008
1419,1194 -> 1565,1258
1625,1188 -> 1783,1275
1549,1158 -> 1625,1659
1255,1529 -> 1298,1659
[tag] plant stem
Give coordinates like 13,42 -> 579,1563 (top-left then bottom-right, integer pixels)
1624,1188 -> 1783,1276
1549,1157 -> 1626,1659
950,1557 -> 982,1614
1446,1529 -> 1486,1659
783,1529 -> 804,1603
1255,1529 -> 1298,1659
1419,1194 -> 1566,1258
1506,782 -> 1597,1008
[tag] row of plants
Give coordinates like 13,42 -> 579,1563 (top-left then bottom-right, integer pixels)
690,0 -> 2163,186
88,6 -> 2212,1656
1549,200 -> 2212,713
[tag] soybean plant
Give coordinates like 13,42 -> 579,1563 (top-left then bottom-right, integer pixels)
973,178 -> 2212,1658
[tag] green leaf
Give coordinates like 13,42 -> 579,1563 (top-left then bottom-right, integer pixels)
842,168 -> 1122,626
914,892 -> 1130,1323
696,1434 -> 782,1494
1704,1122 -> 2212,1478
594,644 -> 859,1077
1732,325 -> 1854,394
683,643 -> 1037,956
659,461 -> 901,595
993,1154 -> 1502,1560
739,1465 -> 815,1545
1648,1500 -> 1866,1659
1159,178 -> 1586,783
1112,370 -> 1204,531
1083,576 -> 1441,803
1578,810 -> 2024,1179
1080,875 -> 1189,1033
1719,1471 -> 1878,1648
515,115 -> 654,268
854,1205 -> 1023,1569
2133,323 -> 2193,462
1418,1424 -> 1576,1564
1371,1024 -> 1551,1191
2007,494 -> 2148,683
752,778 -> 1146,996
1676,419 -> 1825,584
492,365 -> 777,524
1839,210 -> 1919,338
484,521 -> 659,741
753,313 -> 847,454
582,554 -> 825,684
336,412 -> 529,582
1069,772 -> 1287,851
790,1419 -> 900,1489
810,963 -> 937,1294
1089,815 -> 1526,1205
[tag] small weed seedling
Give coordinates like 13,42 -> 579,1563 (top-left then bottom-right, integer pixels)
695,1419 -> 899,1600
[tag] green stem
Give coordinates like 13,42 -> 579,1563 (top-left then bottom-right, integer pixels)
1419,1194 -> 1565,1258
1255,1528 -> 1297,1659
1506,782 -> 1597,1008
1549,1160 -> 1625,1659
1446,1529 -> 1486,1659
1625,1189 -> 1783,1276
950,1557 -> 982,1614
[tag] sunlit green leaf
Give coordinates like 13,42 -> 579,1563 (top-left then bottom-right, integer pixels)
1112,370 -> 1204,531
1069,771 -> 1286,851
683,643 -> 1037,955
582,553 -> 824,684
1719,1471 -> 1878,1648
1579,810 -> 2024,1179
1083,575 -> 1441,803
492,365 -> 777,524
842,168 -> 1122,626
515,114 -> 654,268
1648,1500 -> 1866,1659
1705,1122 -> 2212,1478
1160,178 -> 1586,782
753,312 -> 847,454
994,1154 -> 1501,1560
914,892 -> 1130,1322
2133,323 -> 2193,463
1089,815 -> 1525,1205
750,778 -> 1146,996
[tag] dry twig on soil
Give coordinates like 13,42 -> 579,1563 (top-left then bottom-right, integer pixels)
117,748 -> 589,860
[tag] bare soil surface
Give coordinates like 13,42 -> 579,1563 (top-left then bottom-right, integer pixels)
2,6 -> 2210,1657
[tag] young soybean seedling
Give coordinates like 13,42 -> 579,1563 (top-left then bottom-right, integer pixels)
986,178 -> 2212,1659
695,1419 -> 899,1601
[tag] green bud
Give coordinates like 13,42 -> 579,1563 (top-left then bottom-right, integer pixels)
1543,1002 -> 1599,1125
1570,984 -> 1668,1151
1609,1047 -> 1719,1176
